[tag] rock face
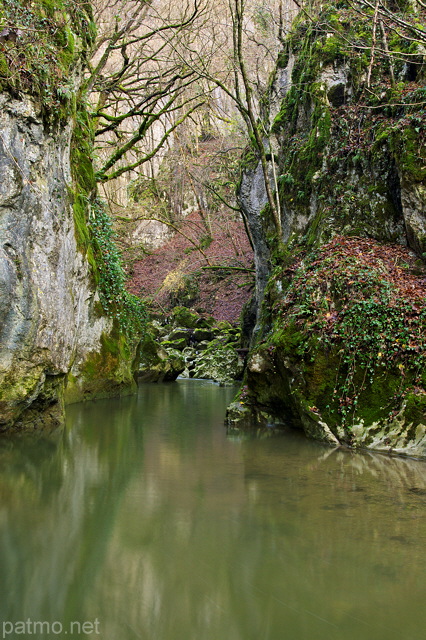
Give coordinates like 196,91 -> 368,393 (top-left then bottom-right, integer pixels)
138,308 -> 244,385
228,5 -> 426,457
0,94 -> 136,432
238,160 -> 272,331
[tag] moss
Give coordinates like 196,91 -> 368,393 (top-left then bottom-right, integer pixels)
0,366 -> 46,426
7,374 -> 66,433
0,53 -> 11,81
68,101 -> 99,280
170,306 -> 205,328
314,35 -> 345,65
239,143 -> 259,171
304,207 -> 327,246
73,327 -> 135,399
404,392 -> 426,424
273,72 -> 331,212
251,326 -> 422,438
276,50 -> 290,69
71,110 -> 96,192
140,331 -> 162,364
241,235 -> 426,439
93,300 -> 104,318
388,126 -> 426,182
71,193 -> 89,246
0,0 -> 94,119
271,93 -> 295,133
268,321 -> 305,354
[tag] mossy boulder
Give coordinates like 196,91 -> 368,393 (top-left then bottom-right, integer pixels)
193,328 -> 213,342
138,333 -> 185,382
168,306 -> 201,329
192,342 -> 244,385
228,238 -> 426,457
161,338 -> 188,351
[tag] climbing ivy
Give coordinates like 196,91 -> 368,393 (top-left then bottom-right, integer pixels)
90,197 -> 147,336
270,237 -> 426,427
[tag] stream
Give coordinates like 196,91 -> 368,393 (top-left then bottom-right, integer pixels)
0,379 -> 425,640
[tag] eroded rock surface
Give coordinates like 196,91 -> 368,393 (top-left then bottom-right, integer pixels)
0,95 -> 135,431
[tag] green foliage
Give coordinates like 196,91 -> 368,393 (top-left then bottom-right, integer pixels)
90,197 -> 147,336
0,0 -> 95,116
271,240 -> 426,428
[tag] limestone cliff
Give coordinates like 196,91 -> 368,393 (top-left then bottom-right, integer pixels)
230,1 -> 426,457
0,2 -> 140,432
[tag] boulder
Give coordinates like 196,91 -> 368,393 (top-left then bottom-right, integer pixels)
192,344 -> 244,385
138,334 -> 185,382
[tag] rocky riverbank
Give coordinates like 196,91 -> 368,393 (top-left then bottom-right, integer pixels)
138,307 -> 245,386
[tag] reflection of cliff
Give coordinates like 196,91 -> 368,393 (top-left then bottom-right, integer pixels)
78,382 -> 257,639
2,383 -> 426,639
83,386 -> 426,640
0,396 -> 143,625
239,435 -> 426,636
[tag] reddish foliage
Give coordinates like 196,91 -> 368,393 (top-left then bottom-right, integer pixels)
127,211 -> 254,323
314,236 -> 426,304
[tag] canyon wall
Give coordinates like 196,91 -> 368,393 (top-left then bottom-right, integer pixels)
229,2 -> 426,457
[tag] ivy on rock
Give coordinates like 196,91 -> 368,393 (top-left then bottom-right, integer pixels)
90,197 -> 147,337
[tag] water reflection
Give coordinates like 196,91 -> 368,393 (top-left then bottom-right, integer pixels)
0,380 -> 425,640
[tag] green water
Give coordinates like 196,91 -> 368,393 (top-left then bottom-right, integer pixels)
0,379 -> 426,640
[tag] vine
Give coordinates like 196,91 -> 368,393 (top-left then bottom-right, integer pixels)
90,197 -> 147,337
271,236 -> 426,427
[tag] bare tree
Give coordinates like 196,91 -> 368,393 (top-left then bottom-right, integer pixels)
83,0 -> 209,184
161,0 -> 296,237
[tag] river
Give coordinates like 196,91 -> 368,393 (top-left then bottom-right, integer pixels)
0,379 -> 425,640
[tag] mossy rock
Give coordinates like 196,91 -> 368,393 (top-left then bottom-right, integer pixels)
167,328 -> 190,342
216,321 -> 233,331
138,335 -> 185,382
161,338 -> 187,351
230,237 -> 426,456
192,345 -> 244,385
193,328 -> 213,342
169,306 -> 200,328
66,330 -> 137,404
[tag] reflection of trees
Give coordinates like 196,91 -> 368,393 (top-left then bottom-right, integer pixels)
0,395 -> 144,625
2,385 -> 426,639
